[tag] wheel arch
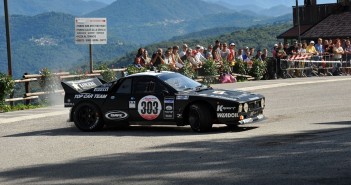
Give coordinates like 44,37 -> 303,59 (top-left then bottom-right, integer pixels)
183,100 -> 216,124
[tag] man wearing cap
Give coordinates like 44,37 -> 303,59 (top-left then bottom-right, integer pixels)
306,41 -> 318,55
228,43 -> 236,64
195,45 -> 206,62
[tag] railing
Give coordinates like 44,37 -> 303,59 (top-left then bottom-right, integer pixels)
4,68 -> 127,104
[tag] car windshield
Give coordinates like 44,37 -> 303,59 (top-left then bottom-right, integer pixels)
159,73 -> 205,92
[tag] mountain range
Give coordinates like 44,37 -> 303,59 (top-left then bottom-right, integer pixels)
0,0 -> 293,78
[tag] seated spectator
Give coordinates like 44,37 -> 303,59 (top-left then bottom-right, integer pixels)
151,48 -> 165,68
194,45 -> 206,62
134,48 -> 145,68
172,45 -> 184,67
182,48 -> 202,69
163,50 -> 173,65
142,49 -> 151,67
204,45 -> 213,59
180,44 -> 188,58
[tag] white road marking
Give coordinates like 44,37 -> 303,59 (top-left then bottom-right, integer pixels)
237,78 -> 351,91
0,110 -> 68,124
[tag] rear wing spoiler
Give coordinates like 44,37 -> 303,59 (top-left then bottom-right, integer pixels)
61,78 -> 105,94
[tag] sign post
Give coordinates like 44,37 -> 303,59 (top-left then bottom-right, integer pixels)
75,18 -> 107,73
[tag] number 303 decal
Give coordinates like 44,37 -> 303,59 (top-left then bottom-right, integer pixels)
138,95 -> 162,120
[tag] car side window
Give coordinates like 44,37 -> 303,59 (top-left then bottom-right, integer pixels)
116,78 -> 132,94
133,77 -> 166,94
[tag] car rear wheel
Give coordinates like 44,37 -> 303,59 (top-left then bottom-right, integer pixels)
188,103 -> 213,132
73,103 -> 104,131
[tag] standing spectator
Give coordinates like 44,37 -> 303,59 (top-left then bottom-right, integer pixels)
134,48 -> 145,68
236,49 -> 243,61
220,43 -> 230,61
249,48 -> 255,59
333,39 -> 344,75
344,39 -> 351,74
315,38 -> 324,54
272,44 -> 278,59
276,42 -> 287,78
142,49 -> 151,67
180,44 -> 188,58
289,41 -> 299,55
151,48 -> 165,68
228,43 -> 236,65
255,50 -> 263,61
306,41 -> 318,55
212,40 -> 222,62
261,48 -> 268,61
243,47 -> 250,61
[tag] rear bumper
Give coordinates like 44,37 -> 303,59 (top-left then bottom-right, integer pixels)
239,114 -> 264,124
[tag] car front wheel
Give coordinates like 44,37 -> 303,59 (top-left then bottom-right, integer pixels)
73,103 -> 104,131
188,103 -> 213,132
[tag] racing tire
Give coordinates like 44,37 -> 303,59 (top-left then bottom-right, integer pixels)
188,103 -> 213,132
73,102 -> 104,131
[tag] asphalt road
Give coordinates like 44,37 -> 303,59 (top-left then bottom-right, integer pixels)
0,76 -> 350,185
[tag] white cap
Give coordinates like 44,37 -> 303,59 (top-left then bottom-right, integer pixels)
195,45 -> 201,48
274,44 -> 278,47
230,43 -> 235,46
200,46 -> 204,50
310,40 -> 315,44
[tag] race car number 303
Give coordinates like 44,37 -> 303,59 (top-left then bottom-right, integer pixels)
138,95 -> 162,120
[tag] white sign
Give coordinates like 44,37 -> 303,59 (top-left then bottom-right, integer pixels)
75,18 -> 107,44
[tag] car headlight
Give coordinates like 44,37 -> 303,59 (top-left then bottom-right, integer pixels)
243,103 -> 249,113
238,104 -> 243,113
261,99 -> 265,108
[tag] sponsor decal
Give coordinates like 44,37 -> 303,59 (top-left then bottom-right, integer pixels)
176,114 -> 182,118
217,105 -> 236,112
64,103 -> 74,106
213,91 -> 225,95
138,95 -> 162,120
94,87 -> 109,92
164,98 -> 174,119
217,113 -> 239,118
129,101 -> 136,109
105,111 -> 129,120
74,94 -> 107,99
79,82 -> 96,89
176,95 -> 189,100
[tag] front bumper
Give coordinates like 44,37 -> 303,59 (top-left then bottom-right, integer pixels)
239,114 -> 264,124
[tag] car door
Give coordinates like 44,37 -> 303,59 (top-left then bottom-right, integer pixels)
102,78 -> 132,122
129,76 -> 175,122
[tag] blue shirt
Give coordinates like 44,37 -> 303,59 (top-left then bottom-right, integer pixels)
315,43 -> 324,53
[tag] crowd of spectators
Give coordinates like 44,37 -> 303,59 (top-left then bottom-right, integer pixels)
133,38 -> 351,77
272,38 -> 351,77
133,40 -> 268,73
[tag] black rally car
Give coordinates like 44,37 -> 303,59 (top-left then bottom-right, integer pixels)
61,71 -> 265,132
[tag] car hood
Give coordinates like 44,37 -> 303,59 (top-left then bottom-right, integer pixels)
178,88 -> 264,102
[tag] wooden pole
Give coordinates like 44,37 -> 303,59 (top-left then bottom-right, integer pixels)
89,44 -> 93,74
3,0 -> 13,76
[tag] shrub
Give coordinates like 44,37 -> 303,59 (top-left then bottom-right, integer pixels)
248,59 -> 267,80
126,65 -> 147,75
39,68 -> 60,92
0,73 -> 15,110
180,60 -> 197,79
97,64 -> 116,82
